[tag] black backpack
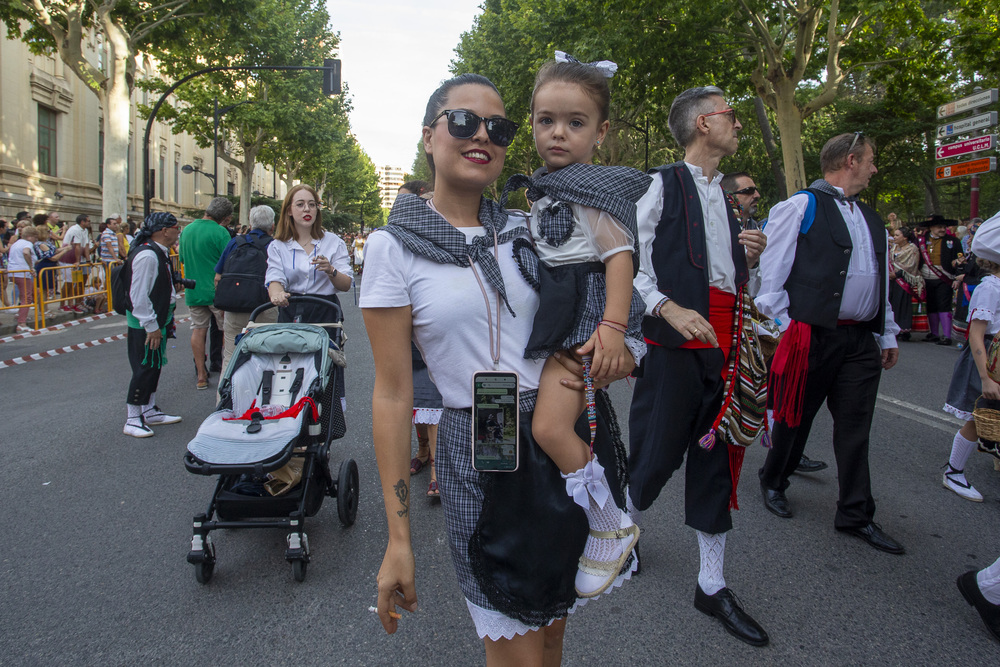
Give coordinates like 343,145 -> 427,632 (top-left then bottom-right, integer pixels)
111,242 -> 166,316
213,234 -> 272,313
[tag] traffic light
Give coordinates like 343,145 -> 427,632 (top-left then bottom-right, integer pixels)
323,59 -> 341,96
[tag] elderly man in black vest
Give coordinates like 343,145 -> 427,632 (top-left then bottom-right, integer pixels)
756,132 -> 903,554
630,86 -> 768,647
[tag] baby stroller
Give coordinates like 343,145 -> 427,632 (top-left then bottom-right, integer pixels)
184,296 -> 358,583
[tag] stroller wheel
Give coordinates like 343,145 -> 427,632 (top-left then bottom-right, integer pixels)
292,558 -> 307,582
194,560 -> 215,584
337,459 -> 359,527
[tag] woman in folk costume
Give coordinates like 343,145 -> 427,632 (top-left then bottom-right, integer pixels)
889,226 -> 925,341
361,74 -> 634,664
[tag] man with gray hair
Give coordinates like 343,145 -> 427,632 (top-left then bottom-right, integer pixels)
629,85 -> 769,646
179,196 -> 234,389
757,132 -> 902,554
213,205 -> 277,370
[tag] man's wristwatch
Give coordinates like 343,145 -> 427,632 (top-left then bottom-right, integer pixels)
330,268 -> 338,279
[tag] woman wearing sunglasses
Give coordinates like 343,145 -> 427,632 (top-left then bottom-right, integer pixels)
361,74 -> 633,664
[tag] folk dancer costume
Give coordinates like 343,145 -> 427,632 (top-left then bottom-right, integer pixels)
890,240 -> 925,335
629,161 -> 765,640
917,219 -> 962,342
756,180 -> 901,540
942,216 -> 1000,502
123,212 -> 182,437
502,163 -> 648,597
360,194 -> 632,641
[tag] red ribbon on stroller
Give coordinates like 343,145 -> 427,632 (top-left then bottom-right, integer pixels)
225,396 -> 319,423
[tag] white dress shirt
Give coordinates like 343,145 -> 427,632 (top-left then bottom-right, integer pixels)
130,242 -> 178,333
755,188 -> 899,349
634,163 -> 737,315
265,231 -> 353,295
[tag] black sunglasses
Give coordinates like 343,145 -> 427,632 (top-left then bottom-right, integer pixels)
848,131 -> 864,153
730,186 -> 759,196
431,109 -> 519,147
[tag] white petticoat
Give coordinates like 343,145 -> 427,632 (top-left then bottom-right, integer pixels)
412,407 -> 443,425
944,403 -> 974,422
465,555 -> 638,640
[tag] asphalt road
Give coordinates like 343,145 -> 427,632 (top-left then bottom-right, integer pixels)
1,293 -> 999,666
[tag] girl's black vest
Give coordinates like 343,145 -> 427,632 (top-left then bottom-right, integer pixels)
784,189 -> 887,333
641,162 -> 749,348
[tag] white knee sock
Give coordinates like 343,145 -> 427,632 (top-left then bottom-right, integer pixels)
978,555 -> 1000,605
625,491 -> 642,531
126,403 -> 143,423
949,430 -> 977,471
697,531 -> 726,595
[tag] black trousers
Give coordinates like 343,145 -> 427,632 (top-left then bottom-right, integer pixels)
209,314 -> 223,369
925,278 -> 953,314
628,345 -> 733,534
759,324 -> 882,529
126,326 -> 162,407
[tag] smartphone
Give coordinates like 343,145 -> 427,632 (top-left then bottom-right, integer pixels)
471,371 -> 519,472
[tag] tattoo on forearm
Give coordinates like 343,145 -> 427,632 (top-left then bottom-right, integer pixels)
394,479 -> 409,517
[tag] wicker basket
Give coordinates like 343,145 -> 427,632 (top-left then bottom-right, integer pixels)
987,336 -> 1000,383
973,396 -> 1000,441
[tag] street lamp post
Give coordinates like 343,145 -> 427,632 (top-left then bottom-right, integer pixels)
143,60 -> 340,221
181,164 -> 216,193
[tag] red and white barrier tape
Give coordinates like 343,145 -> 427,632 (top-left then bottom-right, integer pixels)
0,316 -> 192,369
0,311 -> 118,344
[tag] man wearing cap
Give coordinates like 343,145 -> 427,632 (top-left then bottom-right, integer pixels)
122,212 -> 183,438
916,214 -> 962,345
756,132 -> 903,555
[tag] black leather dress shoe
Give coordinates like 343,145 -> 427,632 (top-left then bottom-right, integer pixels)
837,522 -> 905,554
760,482 -> 792,518
796,455 -> 829,473
694,586 -> 769,647
936,337 -> 953,346
957,570 -> 1000,641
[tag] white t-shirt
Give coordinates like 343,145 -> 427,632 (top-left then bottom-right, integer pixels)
265,231 -> 352,295
63,224 -> 91,252
969,274 -> 1000,336
7,239 -> 35,272
360,219 -> 544,409
531,197 -> 633,266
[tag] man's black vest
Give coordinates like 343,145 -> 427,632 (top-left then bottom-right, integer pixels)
126,242 -> 174,329
784,189 -> 887,333
642,162 -> 749,348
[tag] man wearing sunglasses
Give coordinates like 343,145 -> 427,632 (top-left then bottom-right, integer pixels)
630,86 -> 769,647
756,132 -> 903,556
722,172 -> 831,476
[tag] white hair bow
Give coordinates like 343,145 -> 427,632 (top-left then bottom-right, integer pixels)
554,50 -> 618,79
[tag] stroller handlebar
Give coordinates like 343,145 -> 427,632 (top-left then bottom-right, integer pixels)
249,295 -> 344,325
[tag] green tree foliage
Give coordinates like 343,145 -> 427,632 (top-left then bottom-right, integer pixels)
145,0 -> 343,228
448,0 -> 999,219
0,0 -> 237,219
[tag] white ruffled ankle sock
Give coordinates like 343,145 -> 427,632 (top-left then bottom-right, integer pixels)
978,555 -> 1000,605
563,459 -> 632,566
697,531 -> 727,596
949,431 -> 977,472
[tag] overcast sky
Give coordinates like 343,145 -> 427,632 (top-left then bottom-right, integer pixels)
328,0 -> 485,172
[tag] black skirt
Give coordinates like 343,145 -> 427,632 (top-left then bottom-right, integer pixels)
889,282 -> 914,332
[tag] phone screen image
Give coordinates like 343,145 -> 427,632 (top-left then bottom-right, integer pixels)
472,371 -> 519,472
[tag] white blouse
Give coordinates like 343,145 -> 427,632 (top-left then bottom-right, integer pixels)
265,231 -> 352,295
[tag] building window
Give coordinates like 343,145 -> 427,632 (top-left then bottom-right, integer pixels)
38,105 -> 57,176
159,155 -> 165,199
98,127 -> 104,187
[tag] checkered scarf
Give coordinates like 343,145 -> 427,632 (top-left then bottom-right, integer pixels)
501,164 -> 650,263
809,178 -> 859,205
384,194 -> 530,316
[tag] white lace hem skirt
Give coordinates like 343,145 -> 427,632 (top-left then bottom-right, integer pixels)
412,407 -> 443,425
943,403 -> 974,422
466,556 -> 638,641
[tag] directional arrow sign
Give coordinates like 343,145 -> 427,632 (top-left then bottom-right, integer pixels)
937,111 -> 999,140
938,89 -> 999,120
935,157 -> 997,181
936,135 -> 997,161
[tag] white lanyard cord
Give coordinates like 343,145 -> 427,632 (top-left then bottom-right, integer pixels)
467,226 -> 501,370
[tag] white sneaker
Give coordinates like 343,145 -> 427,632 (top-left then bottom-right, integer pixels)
943,465 -> 983,502
123,420 -> 155,438
143,407 -> 182,425
16,325 -> 32,333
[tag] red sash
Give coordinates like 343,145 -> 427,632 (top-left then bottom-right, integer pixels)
917,235 -> 953,282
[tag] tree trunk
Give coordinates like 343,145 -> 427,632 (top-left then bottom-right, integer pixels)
774,92 -> 807,195
100,22 -> 132,220
238,157 -> 255,229
754,96 -> 786,200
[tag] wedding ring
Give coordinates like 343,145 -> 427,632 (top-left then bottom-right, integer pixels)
692,328 -> 700,335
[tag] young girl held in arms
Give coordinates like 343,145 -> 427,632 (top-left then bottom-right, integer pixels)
509,53 -> 650,597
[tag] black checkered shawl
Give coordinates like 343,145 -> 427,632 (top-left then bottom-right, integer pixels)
809,178 -> 859,204
383,194 -> 531,316
501,163 -> 652,273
